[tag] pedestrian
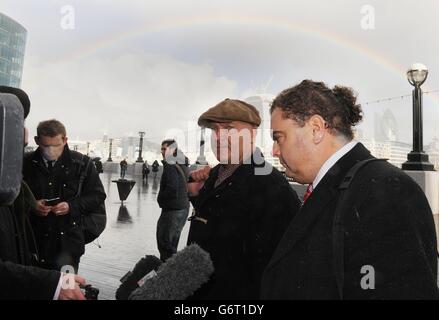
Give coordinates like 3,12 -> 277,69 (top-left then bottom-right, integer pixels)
156,140 -> 190,261
152,160 -> 160,179
187,98 -> 301,299
262,80 -> 439,299
142,160 -> 150,181
23,119 -> 107,273
120,158 -> 128,179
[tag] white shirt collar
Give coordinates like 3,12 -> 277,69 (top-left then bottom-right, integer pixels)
42,157 -> 57,167
312,140 -> 359,189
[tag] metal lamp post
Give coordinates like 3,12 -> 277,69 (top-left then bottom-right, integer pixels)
107,138 -> 113,162
402,63 -> 434,171
136,131 -> 145,163
196,127 -> 208,165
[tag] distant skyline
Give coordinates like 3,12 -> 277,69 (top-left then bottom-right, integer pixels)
2,0 -> 439,149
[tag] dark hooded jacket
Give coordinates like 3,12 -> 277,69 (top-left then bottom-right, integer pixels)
157,152 -> 190,211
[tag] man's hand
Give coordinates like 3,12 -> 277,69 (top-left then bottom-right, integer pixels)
35,199 -> 52,217
188,166 -> 211,197
58,274 -> 86,300
52,202 -> 70,216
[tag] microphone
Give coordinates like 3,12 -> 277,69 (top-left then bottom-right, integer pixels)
129,244 -> 214,300
116,255 -> 163,300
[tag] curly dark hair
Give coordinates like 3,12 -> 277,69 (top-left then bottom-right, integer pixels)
270,80 -> 363,139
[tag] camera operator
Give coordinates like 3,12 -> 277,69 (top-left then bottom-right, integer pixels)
0,86 -> 86,300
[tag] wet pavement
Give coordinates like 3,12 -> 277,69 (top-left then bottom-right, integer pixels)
79,172 -> 190,300
79,172 -> 439,300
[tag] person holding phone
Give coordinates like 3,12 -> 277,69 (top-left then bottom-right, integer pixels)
23,119 -> 107,273
0,86 -> 86,300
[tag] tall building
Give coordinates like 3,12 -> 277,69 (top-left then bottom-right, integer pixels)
374,108 -> 398,142
244,94 -> 273,151
361,138 -> 411,168
426,137 -> 439,170
244,94 -> 285,171
0,13 -> 27,87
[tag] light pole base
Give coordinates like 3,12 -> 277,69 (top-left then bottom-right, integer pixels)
402,151 -> 435,171
136,158 -> 144,163
403,170 -> 439,216
196,155 -> 208,165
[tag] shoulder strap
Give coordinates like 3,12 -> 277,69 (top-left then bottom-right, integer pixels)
332,158 -> 386,299
174,163 -> 188,193
75,155 -> 92,198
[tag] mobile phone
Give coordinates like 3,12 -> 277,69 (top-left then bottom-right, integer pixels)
44,197 -> 61,206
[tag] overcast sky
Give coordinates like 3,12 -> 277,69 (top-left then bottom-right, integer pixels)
2,0 -> 439,147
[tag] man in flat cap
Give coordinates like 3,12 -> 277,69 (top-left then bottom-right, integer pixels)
186,98 -> 301,299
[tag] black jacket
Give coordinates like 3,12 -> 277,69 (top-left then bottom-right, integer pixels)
0,191 -> 60,300
187,150 -> 301,299
152,161 -> 160,172
157,157 -> 190,211
120,160 -> 128,169
93,159 -> 103,174
22,145 -> 107,268
8,182 -> 39,266
261,143 -> 439,299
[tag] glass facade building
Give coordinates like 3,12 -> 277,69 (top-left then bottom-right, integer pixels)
0,13 -> 27,88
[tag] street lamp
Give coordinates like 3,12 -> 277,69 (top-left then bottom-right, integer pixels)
402,63 -> 435,171
136,132 -> 145,163
196,127 -> 208,165
107,138 -> 113,162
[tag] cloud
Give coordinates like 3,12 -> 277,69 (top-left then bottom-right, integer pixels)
22,52 -> 238,143
5,0 -> 439,146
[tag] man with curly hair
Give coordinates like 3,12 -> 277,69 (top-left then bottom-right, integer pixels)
262,80 -> 439,299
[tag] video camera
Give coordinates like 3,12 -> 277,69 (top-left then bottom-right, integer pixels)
0,92 -> 24,205
80,284 -> 99,300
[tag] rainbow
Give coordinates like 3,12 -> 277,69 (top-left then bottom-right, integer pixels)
57,14 -> 438,104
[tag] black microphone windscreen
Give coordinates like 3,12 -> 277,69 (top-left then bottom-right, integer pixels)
116,255 -> 163,300
0,93 -> 24,205
129,244 -> 214,300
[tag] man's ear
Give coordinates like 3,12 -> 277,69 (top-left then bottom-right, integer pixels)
63,136 -> 68,145
34,136 -> 39,145
252,127 -> 258,138
308,115 -> 326,144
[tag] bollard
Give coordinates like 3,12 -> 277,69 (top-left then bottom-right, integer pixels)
112,179 -> 136,205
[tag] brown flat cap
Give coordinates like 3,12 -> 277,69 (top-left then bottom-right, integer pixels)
198,98 -> 261,128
